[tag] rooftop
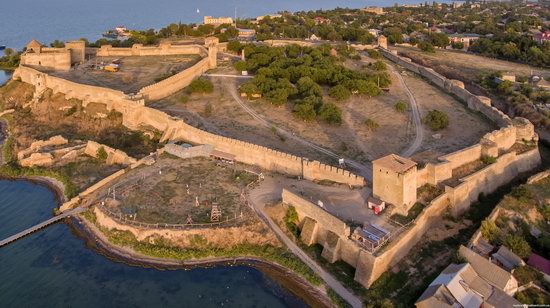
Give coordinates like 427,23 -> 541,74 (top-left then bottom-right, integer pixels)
528,253 -> 550,276
372,154 -> 417,173
459,245 -> 514,290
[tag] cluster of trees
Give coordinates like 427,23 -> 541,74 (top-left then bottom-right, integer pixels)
237,44 -> 390,124
470,36 -> 550,67
0,48 -> 20,69
189,78 -> 214,94
482,72 -> 550,128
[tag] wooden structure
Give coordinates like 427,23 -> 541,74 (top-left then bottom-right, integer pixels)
210,204 -> 222,222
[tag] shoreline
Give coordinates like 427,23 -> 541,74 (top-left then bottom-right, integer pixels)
75,213 -> 333,308
0,172 -> 333,307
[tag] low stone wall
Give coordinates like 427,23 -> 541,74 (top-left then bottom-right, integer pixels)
282,189 -> 350,239
84,141 -> 137,165
17,135 -> 68,160
163,144 -> 213,159
527,169 -> 550,184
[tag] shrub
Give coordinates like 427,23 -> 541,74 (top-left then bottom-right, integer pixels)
511,185 -> 532,202
418,41 -> 435,53
364,118 -> 380,131
395,101 -> 408,113
96,146 -> 108,162
367,49 -> 381,59
203,103 -> 213,117
319,103 -> 342,125
285,206 -> 300,238
371,60 -> 387,71
451,42 -> 464,49
227,40 -> 243,53
481,219 -> 501,243
293,102 -> 316,121
189,78 -> 214,94
179,95 -> 189,104
423,109 -> 449,130
505,235 -> 531,259
481,155 -> 497,165
329,85 -> 352,101
234,60 -> 247,72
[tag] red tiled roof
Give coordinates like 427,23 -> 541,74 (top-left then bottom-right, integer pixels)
528,253 -> 550,276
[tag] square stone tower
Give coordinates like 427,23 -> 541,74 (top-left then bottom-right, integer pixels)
372,154 -> 417,215
204,37 -> 219,69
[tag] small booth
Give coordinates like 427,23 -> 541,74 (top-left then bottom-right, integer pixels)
210,150 -> 236,164
367,196 -> 386,215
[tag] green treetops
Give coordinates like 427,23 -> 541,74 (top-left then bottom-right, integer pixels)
189,78 -> 214,94
423,109 -> 449,130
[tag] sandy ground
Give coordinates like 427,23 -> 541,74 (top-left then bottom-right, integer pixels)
50,54 -> 201,93
401,73 -> 496,163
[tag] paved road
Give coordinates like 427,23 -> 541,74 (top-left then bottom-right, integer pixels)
210,76 -> 373,181
248,178 -> 363,308
386,61 -> 424,157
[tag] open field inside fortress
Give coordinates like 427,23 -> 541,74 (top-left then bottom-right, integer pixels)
49,54 -> 201,94
149,78 -> 340,165
97,155 -> 257,224
402,72 -> 496,163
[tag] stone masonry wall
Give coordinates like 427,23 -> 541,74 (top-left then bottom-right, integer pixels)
13,65 -> 365,187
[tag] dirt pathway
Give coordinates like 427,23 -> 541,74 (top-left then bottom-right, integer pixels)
248,177 -> 364,308
212,76 -> 373,181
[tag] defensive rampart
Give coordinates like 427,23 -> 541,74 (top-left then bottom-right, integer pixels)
137,57 -> 211,100
13,65 -> 365,187
97,43 -> 208,57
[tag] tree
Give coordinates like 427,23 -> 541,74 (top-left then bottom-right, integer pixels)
50,40 -> 65,48
96,147 -> 108,162
504,235 -> 531,259
497,80 -> 514,95
451,42 -> 464,49
395,101 -> 408,113
481,219 -> 500,243
293,101 -> 317,121
319,103 -> 342,124
328,85 -> 351,101
234,60 -> 247,72
428,33 -> 449,48
227,40 -> 243,53
296,77 -> 322,98
371,60 -> 387,71
189,78 -> 214,94
418,41 -> 435,53
423,110 -> 449,130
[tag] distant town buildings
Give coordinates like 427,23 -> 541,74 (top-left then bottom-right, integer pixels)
449,33 -> 480,48
256,14 -> 282,22
534,30 -> 550,44
203,16 -> 234,26
361,6 -> 384,15
237,28 -> 256,40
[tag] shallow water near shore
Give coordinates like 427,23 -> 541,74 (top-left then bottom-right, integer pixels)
0,179 -> 309,307
0,70 -> 11,86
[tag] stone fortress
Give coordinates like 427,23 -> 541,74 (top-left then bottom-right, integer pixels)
11,36 -> 542,291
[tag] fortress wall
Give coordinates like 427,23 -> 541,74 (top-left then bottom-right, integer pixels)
355,192 -> 451,287
282,189 -> 351,238
21,52 -> 71,71
138,57 -> 210,101
447,147 -> 541,215
439,144 -> 483,170
416,167 -> 429,187
303,161 -> 366,187
482,125 -> 517,153
14,65 -> 366,187
97,44 -> 207,57
381,49 -> 513,129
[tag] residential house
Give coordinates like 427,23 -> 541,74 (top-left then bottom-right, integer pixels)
449,33 -> 480,48
534,31 -> 550,44
237,28 -> 256,41
416,263 -> 522,308
492,246 -> 525,271
527,253 -> 550,283
459,245 -> 519,295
